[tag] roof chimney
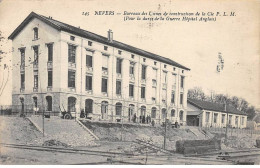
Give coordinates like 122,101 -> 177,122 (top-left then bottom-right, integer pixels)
107,29 -> 113,43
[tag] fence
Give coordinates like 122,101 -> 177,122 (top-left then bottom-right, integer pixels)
202,126 -> 260,136
0,105 -> 60,117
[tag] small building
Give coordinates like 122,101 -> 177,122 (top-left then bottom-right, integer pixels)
187,98 -> 247,128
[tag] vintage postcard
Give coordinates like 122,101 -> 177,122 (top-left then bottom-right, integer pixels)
0,0 -> 259,165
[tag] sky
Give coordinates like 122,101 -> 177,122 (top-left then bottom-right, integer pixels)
0,0 -> 259,108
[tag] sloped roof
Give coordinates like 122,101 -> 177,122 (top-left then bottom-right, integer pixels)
8,12 -> 190,70
188,98 -> 247,116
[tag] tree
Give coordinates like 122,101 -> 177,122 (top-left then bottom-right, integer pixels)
246,106 -> 256,120
188,87 -> 206,100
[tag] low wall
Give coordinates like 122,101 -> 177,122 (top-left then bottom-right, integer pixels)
176,139 -> 221,154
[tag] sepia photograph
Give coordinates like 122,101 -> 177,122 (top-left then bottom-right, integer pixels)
0,0 -> 259,165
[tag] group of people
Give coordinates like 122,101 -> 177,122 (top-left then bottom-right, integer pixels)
131,113 -> 154,125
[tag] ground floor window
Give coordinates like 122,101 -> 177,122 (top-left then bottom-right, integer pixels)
141,106 -> 146,116
115,102 -> 122,116
221,114 -> 225,124
68,97 -> 76,112
205,112 -> 210,123
229,115 -> 232,125
213,113 -> 218,123
162,108 -> 166,120
171,109 -> 175,117
46,96 -> 52,111
235,116 -> 239,126
101,101 -> 108,119
242,117 -> 245,125
151,107 -> 156,118
85,99 -> 93,114
129,104 -> 135,121
179,110 -> 184,121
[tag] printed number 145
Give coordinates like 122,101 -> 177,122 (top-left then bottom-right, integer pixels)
82,12 -> 89,16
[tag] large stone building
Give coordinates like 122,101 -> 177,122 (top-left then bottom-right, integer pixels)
9,12 -> 190,124
187,98 -> 247,128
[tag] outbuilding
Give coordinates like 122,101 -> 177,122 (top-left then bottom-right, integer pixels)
187,98 -> 247,128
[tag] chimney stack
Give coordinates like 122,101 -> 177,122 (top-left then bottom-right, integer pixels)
108,29 -> 113,43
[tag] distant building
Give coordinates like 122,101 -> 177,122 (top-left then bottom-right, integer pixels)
187,98 -> 247,128
8,12 -> 190,124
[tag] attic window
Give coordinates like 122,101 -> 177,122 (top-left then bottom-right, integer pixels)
118,50 -> 122,55
131,54 -> 134,59
104,46 -> 108,51
70,36 -> 75,41
143,58 -> 146,62
164,64 -> 167,68
88,41 -> 92,46
154,61 -> 157,65
33,27 -> 38,40
173,67 -> 176,71
182,70 -> 184,73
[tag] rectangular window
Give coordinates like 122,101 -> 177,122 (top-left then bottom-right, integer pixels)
86,55 -> 93,67
131,54 -> 134,59
152,68 -> 157,80
104,46 -> 108,51
171,91 -> 175,104
47,43 -> 53,62
33,28 -> 38,40
118,50 -> 122,55
34,74 -> 38,88
242,117 -> 245,125
48,71 -> 53,87
68,45 -> 76,63
180,93 -> 183,105
86,75 -> 92,90
152,87 -> 156,100
172,74 -> 176,86
129,84 -> 134,97
21,74 -> 25,89
221,114 -> 225,124
129,62 -> 134,75
116,58 -> 122,74
20,49 -> 25,67
141,65 -> 146,80
68,70 -> 75,88
141,86 -> 145,99
101,78 -> 107,93
162,89 -> 166,101
33,46 -> 39,65
116,81 -> 121,95
102,55 -> 108,70
206,112 -> 210,123
88,41 -> 92,46
163,71 -> 167,83
235,116 -> 239,125
214,113 -> 218,123
229,115 -> 232,125
181,76 -> 185,88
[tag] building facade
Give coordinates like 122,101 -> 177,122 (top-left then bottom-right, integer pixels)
9,12 -> 190,125
187,98 -> 247,128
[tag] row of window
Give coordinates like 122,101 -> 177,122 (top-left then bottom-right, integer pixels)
69,36 -> 182,73
67,97 -> 184,120
19,43 -> 53,90
205,112 -> 245,125
68,70 -> 184,104
68,44 -> 185,87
